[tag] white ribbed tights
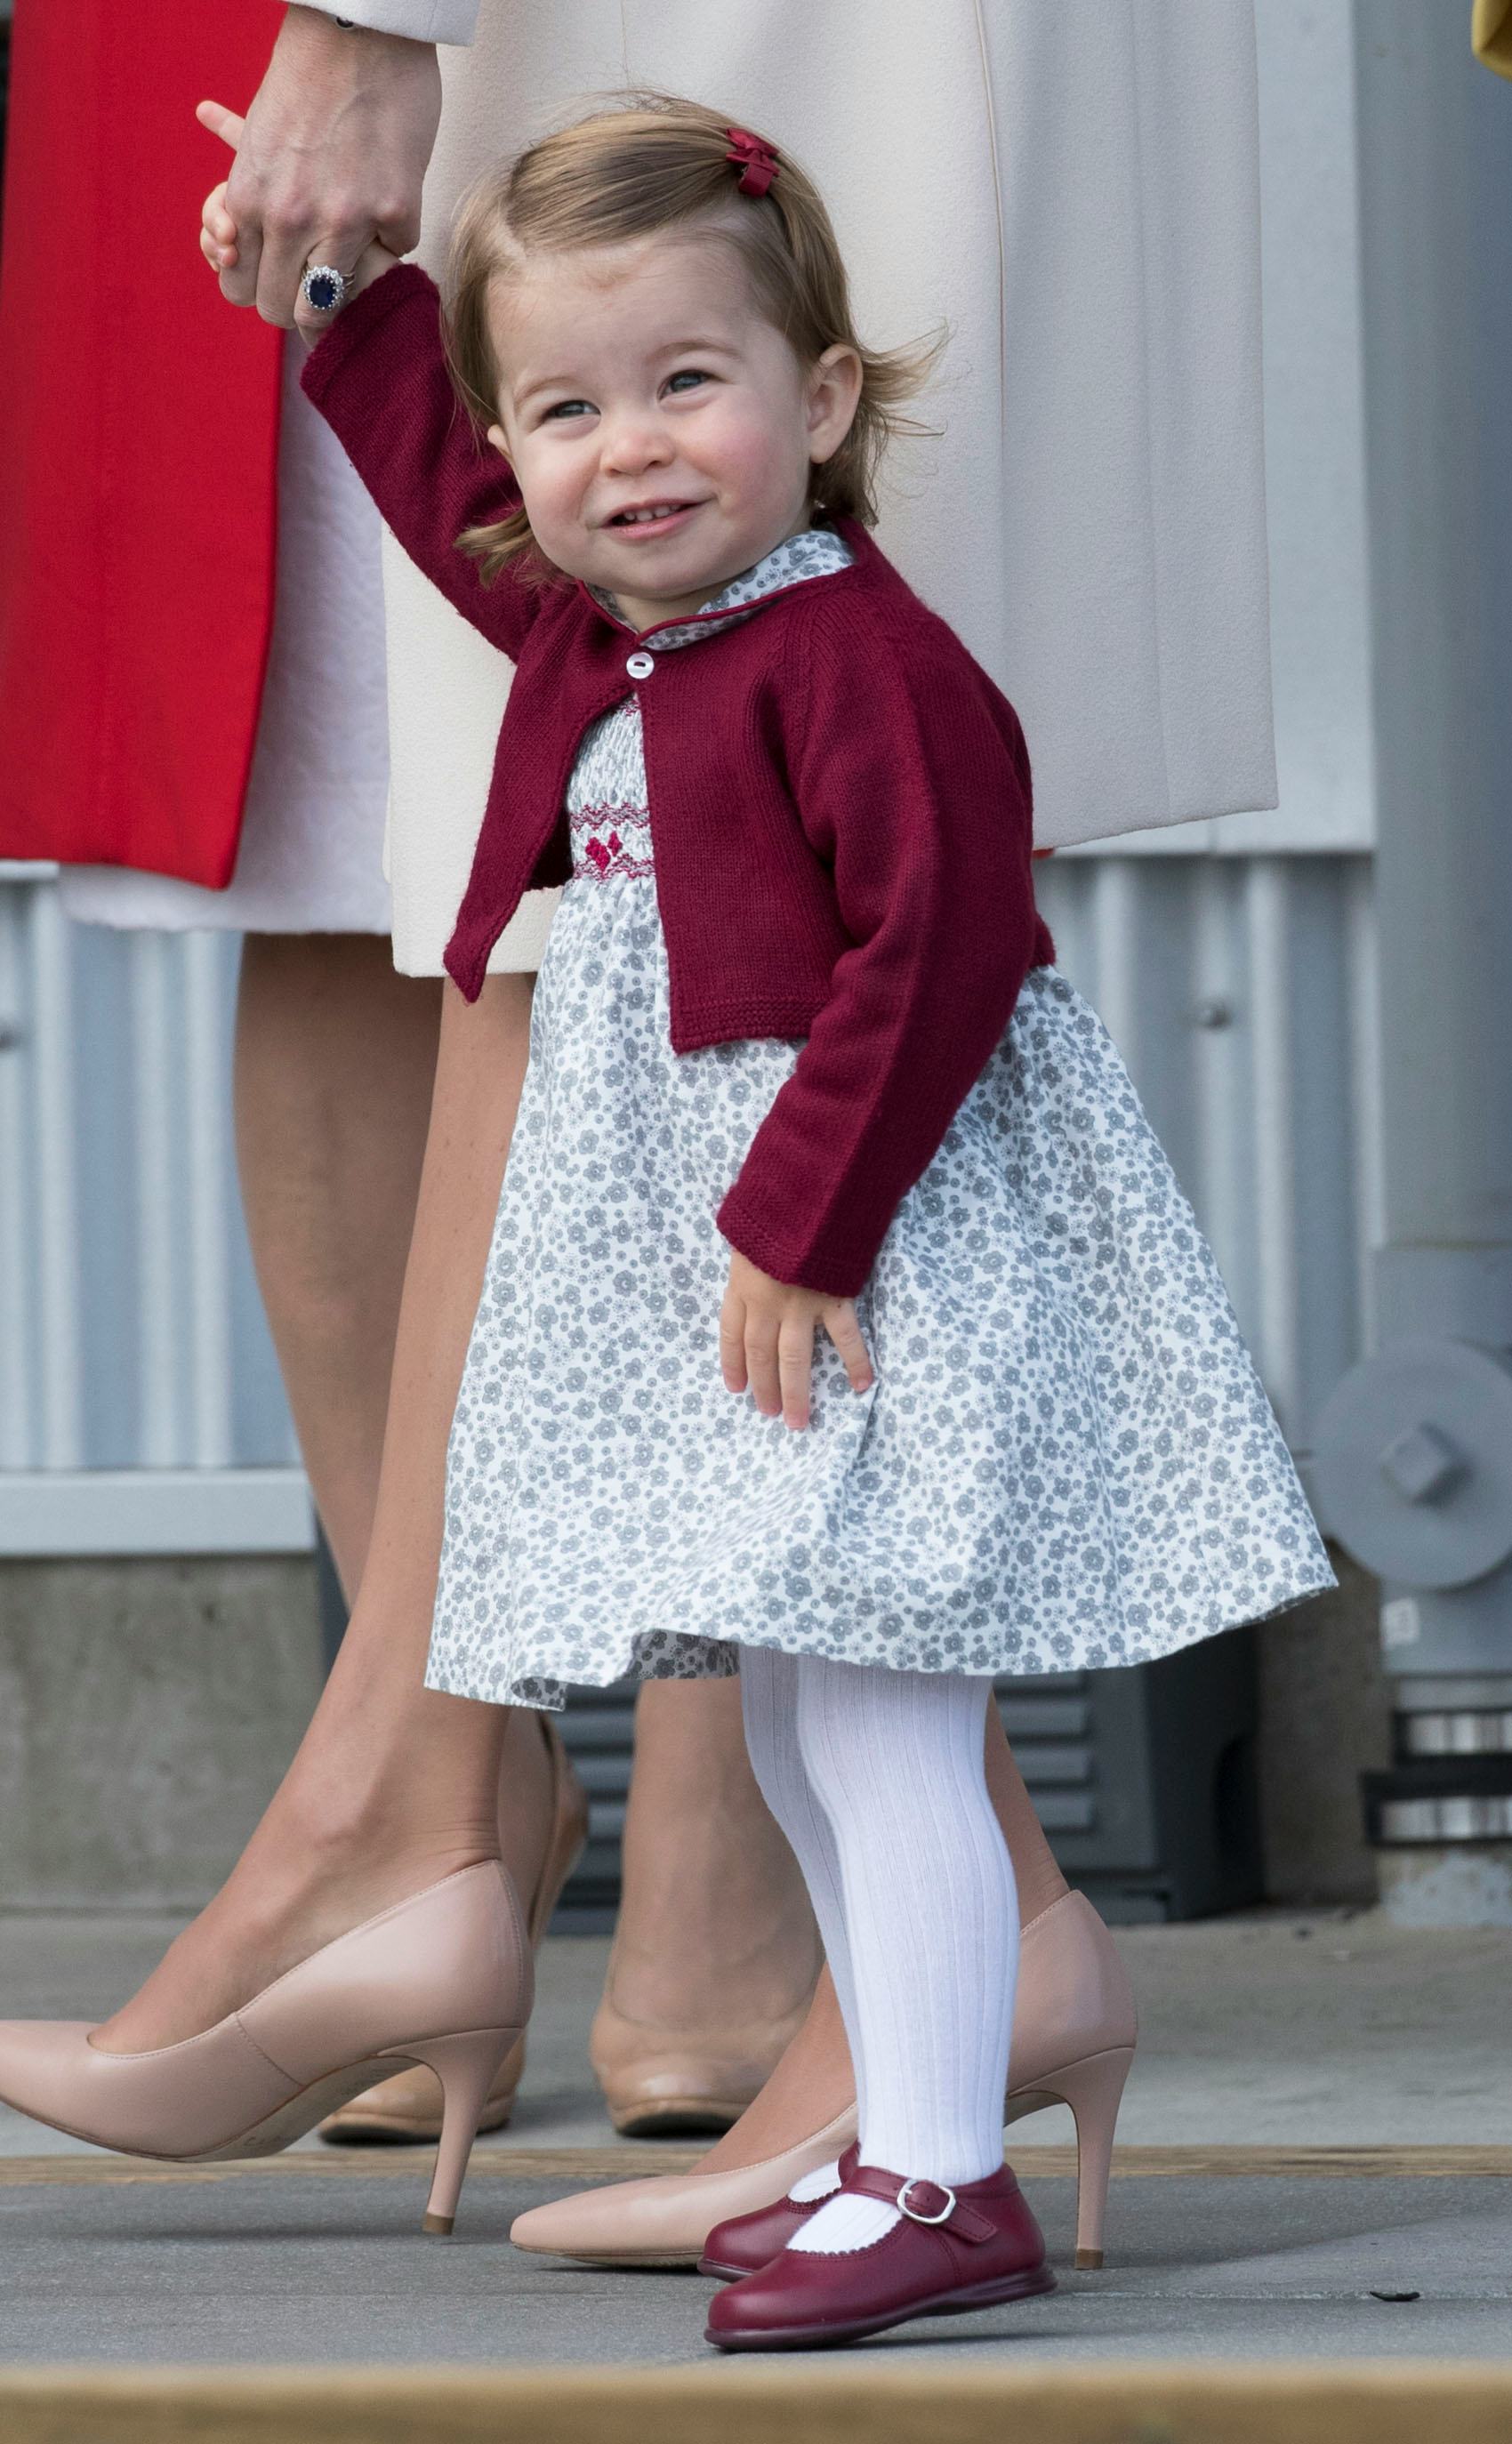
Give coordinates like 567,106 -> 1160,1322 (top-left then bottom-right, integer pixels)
738,1646 -> 1019,2255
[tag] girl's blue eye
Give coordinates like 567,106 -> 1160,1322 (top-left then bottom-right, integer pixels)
544,399 -> 594,421
666,370 -> 709,394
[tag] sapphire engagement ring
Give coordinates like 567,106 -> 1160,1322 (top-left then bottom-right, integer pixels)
301,264 -> 350,317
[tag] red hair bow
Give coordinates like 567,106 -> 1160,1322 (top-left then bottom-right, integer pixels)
725,127 -> 780,198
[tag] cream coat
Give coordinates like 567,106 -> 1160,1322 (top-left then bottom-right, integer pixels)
318,1 -> 1276,977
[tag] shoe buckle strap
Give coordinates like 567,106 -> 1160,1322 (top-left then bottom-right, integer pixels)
786,2139 -> 862,2209
846,2163 -> 996,2243
898,2176 -> 957,2227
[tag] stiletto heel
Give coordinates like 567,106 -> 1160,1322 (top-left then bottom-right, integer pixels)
0,1863 -> 530,2236
322,1717 -> 589,2144
512,1885 -> 1138,2271
400,2027 -> 518,2235
1007,2042 -> 1134,2269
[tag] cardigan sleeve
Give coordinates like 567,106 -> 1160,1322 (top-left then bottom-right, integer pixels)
299,2 -> 479,43
715,603 -> 1046,1297
301,264 -> 535,662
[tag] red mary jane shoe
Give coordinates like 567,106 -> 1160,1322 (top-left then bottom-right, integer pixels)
704,2161 -> 1055,2352
699,2143 -> 862,2279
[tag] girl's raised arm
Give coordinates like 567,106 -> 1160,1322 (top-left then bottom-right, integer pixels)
197,98 -> 535,663
300,265 -> 536,663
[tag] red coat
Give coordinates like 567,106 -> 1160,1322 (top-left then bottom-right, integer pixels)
304,267 -> 1054,1295
0,0 -> 283,883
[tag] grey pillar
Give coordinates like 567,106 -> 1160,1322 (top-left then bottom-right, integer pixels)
1311,6 -> 1512,1914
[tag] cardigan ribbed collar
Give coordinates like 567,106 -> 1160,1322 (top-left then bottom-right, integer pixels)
585,525 -> 856,653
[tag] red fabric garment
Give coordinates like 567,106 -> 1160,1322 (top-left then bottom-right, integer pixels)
0,0 -> 283,882
303,266 -> 1054,1295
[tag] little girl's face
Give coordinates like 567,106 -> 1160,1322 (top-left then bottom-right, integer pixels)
486,234 -> 861,631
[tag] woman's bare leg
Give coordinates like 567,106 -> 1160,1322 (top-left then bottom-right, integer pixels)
233,934 -> 441,1600
95,976 -> 540,2051
694,1700 -> 1068,2169
595,1679 -> 821,2091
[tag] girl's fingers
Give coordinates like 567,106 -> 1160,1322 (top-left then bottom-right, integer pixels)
825,1304 -> 876,1395
744,1321 -> 783,1419
205,183 -> 237,243
201,181 -> 238,271
777,1320 -> 816,1432
196,99 -> 246,155
719,1290 -> 750,1395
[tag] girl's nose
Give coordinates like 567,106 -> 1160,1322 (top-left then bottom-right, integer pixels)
600,415 -> 672,478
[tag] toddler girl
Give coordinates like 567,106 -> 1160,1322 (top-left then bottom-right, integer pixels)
205,93 -> 1332,2352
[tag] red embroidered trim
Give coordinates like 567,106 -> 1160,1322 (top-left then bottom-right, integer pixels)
569,800 -> 654,882
569,801 -> 647,831
572,848 -> 655,883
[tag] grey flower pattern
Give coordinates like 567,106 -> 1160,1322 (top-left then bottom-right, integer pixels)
427,539 -> 1335,1711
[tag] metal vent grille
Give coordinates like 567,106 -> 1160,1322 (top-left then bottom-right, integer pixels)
556,1631 -> 1262,1926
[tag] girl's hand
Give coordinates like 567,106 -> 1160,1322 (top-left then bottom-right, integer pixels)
197,100 -> 405,341
720,1250 -> 875,1433
201,178 -> 240,277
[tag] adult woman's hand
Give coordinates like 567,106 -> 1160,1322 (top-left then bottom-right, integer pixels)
218,5 -> 442,334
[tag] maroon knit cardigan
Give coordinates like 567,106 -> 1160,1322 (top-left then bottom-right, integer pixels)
303,266 -> 1054,1295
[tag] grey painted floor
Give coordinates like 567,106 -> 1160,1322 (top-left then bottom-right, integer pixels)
0,2169 -> 1508,2366
0,1909 -> 1508,2365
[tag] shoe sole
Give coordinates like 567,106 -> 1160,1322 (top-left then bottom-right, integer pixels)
513,2243 -> 705,2268
696,2255 -> 745,2279
706,2263 -> 1057,2352
609,2100 -> 747,2139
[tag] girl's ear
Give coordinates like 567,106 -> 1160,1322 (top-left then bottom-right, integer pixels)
807,345 -> 864,470
486,422 -> 511,460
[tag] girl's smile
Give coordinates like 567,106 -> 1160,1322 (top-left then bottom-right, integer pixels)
485,236 -> 860,633
599,498 -> 707,542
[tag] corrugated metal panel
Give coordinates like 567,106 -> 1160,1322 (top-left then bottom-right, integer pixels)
1034,852 -> 1380,1453
0,852 -> 1377,1540
0,874 -> 297,1484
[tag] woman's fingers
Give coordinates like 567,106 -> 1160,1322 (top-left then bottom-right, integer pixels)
825,1303 -> 876,1395
776,1318 -> 816,1432
291,229 -> 370,336
196,99 -> 246,155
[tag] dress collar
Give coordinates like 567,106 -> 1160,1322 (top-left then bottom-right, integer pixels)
585,526 -> 856,652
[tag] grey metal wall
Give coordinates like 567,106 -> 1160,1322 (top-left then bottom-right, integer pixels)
0,875 -> 302,1556
0,850 -> 1375,1549
1035,853 -> 1379,1461
0,882 -> 292,1472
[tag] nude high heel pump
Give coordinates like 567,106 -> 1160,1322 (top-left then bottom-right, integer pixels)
1006,2038 -> 1133,2270
511,1885 -> 1136,2269
320,1718 -> 588,2144
0,1862 -> 528,2237
1000,1888 -> 1138,2270
589,1982 -> 816,2139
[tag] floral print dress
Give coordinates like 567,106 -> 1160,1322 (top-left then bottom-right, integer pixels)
426,534 -> 1333,1709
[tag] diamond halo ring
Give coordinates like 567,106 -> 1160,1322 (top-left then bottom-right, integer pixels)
301,264 -> 350,317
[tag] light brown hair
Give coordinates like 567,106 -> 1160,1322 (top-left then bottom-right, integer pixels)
443,92 -> 940,583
